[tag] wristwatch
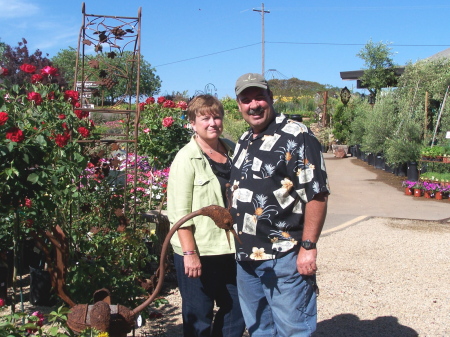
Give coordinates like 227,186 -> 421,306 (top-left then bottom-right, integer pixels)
300,240 -> 317,250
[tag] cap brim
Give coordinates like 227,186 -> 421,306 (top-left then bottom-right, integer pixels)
235,83 -> 268,96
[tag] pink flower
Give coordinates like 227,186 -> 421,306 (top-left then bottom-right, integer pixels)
0,111 -> 8,126
0,298 -> 5,307
146,97 -> 155,104
27,311 -> 45,333
78,127 -> 90,138
163,100 -> 176,108
162,117 -> 174,128
177,101 -> 188,110
31,74 -> 43,83
157,96 -> 166,104
27,92 -> 43,105
40,66 -> 59,76
143,128 -> 150,133
6,127 -> 25,143
19,63 -> 36,74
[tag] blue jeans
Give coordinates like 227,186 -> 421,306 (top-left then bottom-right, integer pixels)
236,251 -> 317,336
174,253 -> 246,337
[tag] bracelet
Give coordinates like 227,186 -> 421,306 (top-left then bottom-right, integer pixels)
183,250 -> 197,256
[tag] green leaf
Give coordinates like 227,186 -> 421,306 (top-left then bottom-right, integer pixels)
27,173 -> 39,183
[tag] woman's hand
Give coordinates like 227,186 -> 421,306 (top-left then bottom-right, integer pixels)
184,254 -> 202,278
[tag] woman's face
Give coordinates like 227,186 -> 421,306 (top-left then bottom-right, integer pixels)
191,111 -> 223,141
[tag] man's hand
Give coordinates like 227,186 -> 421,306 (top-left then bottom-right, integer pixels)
184,254 -> 202,278
297,247 -> 318,275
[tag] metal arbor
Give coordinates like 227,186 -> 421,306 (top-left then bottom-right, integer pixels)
74,3 -> 142,220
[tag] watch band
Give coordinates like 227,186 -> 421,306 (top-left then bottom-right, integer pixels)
301,240 -> 317,250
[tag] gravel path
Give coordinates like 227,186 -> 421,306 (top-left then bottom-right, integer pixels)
138,217 -> 450,336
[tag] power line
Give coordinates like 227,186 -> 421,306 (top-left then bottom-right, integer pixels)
153,43 -> 260,68
153,41 -> 450,68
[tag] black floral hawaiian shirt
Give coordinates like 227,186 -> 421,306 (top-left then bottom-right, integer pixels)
228,114 -> 330,261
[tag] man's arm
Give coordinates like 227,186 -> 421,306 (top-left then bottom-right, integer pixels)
296,192 -> 328,275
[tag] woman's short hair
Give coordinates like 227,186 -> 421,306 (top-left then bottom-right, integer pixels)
187,94 -> 224,122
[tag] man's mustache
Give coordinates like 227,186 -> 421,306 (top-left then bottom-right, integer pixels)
248,108 -> 263,116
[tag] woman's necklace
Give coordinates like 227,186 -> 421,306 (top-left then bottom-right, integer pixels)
208,142 -> 220,154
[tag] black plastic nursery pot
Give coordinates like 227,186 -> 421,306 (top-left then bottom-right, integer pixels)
407,162 -> 419,181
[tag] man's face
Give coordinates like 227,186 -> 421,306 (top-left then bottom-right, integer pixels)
237,87 -> 275,135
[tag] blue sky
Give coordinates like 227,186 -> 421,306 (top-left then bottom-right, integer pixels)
2,0 -> 450,98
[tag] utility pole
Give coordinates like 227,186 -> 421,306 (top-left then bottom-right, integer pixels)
253,3 -> 270,75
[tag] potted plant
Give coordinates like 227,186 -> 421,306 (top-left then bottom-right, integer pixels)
421,181 -> 440,198
410,181 -> 423,197
401,180 -> 417,195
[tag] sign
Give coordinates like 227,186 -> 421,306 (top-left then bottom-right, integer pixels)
82,104 -> 95,110
446,131 -> 450,139
81,92 -> 92,98
76,81 -> 98,89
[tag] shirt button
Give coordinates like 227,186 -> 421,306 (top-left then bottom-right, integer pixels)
237,213 -> 240,216
241,177 -> 244,180
239,231 -> 242,235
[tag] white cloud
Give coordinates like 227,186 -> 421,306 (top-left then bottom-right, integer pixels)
0,0 -> 40,18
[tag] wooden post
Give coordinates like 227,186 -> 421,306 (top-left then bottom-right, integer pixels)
322,91 -> 328,127
424,91 -> 429,140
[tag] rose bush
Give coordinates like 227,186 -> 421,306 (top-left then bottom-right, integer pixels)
138,96 -> 192,169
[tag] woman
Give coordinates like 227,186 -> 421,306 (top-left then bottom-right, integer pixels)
167,95 -> 245,337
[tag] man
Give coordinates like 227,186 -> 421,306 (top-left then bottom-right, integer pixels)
228,73 -> 330,336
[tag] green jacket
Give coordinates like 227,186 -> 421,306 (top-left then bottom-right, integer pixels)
168,136 -> 236,256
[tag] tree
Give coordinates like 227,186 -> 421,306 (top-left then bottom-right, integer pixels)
51,48 -> 161,104
0,38 -> 67,88
357,39 -> 397,100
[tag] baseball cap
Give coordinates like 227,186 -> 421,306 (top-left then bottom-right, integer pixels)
235,73 -> 268,95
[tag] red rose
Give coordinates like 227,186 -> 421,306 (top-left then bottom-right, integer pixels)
78,127 -> 90,138
55,133 -> 70,147
40,66 -> 59,76
6,127 -> 25,143
139,102 -> 146,111
0,67 -> 9,76
163,100 -> 176,108
19,63 -> 36,74
74,110 -> 89,119
47,91 -> 55,100
31,74 -> 43,83
24,198 -> 32,208
0,298 -> 5,307
0,111 -> 8,126
162,116 -> 174,128
146,97 -> 155,104
58,114 -> 66,119
64,90 -> 79,104
90,119 -> 95,127
27,92 -> 43,105
177,101 -> 188,110
157,96 -> 166,104
26,219 -> 34,225
62,122 -> 68,130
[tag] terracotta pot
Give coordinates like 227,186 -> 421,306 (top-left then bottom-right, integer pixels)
424,191 -> 433,199
435,192 -> 443,200
404,187 -> 413,196
413,189 -> 422,197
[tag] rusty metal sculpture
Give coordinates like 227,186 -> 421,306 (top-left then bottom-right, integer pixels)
34,205 -> 240,337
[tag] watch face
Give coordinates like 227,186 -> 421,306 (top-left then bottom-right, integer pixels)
301,240 -> 315,249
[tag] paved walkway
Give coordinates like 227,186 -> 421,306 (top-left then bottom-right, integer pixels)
323,153 -> 450,233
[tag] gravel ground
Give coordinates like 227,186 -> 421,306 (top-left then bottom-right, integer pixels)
109,216 -> 450,336
3,217 -> 449,336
